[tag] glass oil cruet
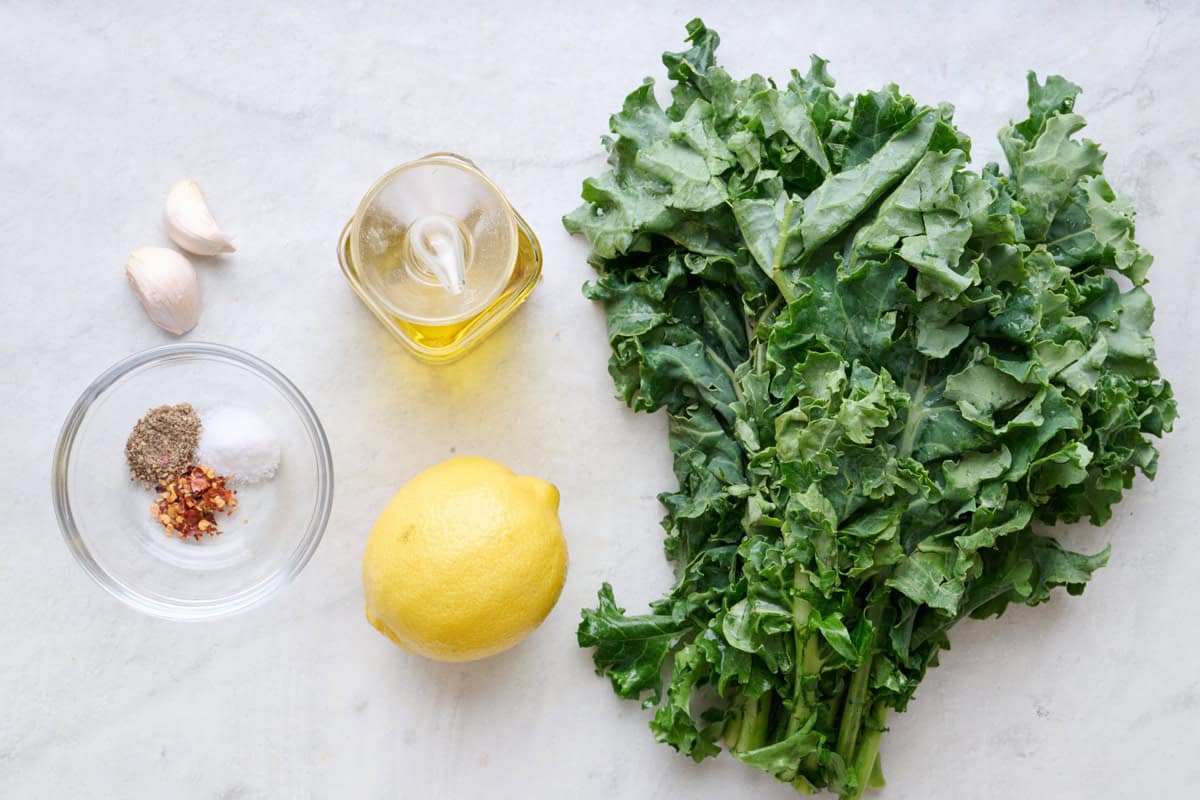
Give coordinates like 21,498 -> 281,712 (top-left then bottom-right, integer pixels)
338,153 -> 542,364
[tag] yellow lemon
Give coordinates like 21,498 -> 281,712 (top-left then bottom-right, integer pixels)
362,457 -> 567,662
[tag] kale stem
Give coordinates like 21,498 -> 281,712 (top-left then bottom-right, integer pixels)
772,272 -> 798,304
787,571 -> 821,738
897,362 -> 928,460
835,651 -> 872,762
791,774 -> 817,794
847,702 -> 888,800
784,547 -> 823,778
769,202 -> 800,304
762,294 -> 783,323
753,692 -> 774,745
835,599 -> 885,762
704,344 -> 738,385
723,693 -> 745,748
868,752 -> 886,789
788,635 -> 823,736
734,691 -> 773,753
701,343 -> 745,411
734,696 -> 758,752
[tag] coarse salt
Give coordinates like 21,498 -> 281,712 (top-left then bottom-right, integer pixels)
196,404 -> 280,485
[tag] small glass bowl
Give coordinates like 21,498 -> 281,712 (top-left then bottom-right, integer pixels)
52,343 -> 334,621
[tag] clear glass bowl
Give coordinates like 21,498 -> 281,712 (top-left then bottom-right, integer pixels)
52,343 -> 334,621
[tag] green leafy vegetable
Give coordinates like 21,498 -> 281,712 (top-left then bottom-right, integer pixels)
565,19 -> 1176,798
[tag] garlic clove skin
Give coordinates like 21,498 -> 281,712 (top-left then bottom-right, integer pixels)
125,246 -> 201,335
164,179 -> 236,256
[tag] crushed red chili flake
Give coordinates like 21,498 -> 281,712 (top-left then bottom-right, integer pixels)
151,465 -> 238,540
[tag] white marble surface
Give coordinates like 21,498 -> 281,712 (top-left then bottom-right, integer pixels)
2,2 -> 1198,797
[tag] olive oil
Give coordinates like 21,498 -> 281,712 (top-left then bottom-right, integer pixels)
338,154 -> 542,364
340,210 -> 541,362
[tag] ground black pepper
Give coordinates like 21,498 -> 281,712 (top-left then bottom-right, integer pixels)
125,403 -> 201,485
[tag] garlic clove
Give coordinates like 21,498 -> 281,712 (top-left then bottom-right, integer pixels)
164,179 -> 236,256
125,246 -> 201,335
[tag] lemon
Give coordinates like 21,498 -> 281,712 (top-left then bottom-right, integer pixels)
362,457 -> 567,662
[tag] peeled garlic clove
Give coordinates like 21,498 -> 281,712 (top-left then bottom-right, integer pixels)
164,179 -> 236,256
126,247 -> 201,335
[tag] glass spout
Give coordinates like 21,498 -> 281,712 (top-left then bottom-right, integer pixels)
404,214 -> 467,295
347,153 -> 521,328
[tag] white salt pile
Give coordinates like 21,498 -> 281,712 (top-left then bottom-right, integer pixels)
196,404 -> 281,485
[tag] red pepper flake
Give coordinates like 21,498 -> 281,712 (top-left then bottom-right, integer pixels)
151,465 -> 238,540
